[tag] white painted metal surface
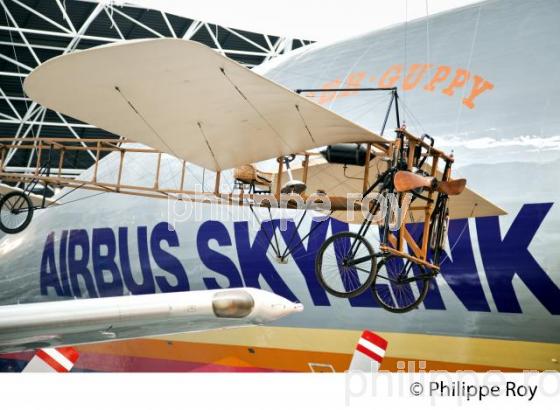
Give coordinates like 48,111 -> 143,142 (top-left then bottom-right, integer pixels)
0,287 -> 303,352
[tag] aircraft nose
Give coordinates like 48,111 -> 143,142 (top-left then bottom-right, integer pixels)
243,288 -> 304,322
265,300 -> 304,321
293,303 -> 304,312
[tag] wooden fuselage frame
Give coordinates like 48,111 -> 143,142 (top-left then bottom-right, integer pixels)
0,128 -> 454,270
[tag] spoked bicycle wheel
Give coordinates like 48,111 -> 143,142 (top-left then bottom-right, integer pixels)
372,256 -> 431,313
315,231 -> 377,298
0,191 -> 34,234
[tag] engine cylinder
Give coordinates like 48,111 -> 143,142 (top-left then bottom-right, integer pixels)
321,144 -> 372,166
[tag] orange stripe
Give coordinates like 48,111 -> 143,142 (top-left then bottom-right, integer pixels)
76,338 -> 525,372
157,326 -> 559,370
380,357 -> 519,372
77,339 -> 351,372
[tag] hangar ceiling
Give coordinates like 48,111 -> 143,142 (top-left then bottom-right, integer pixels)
0,0 -> 311,173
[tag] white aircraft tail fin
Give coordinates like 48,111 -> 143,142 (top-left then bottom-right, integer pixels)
348,330 -> 388,372
23,347 -> 79,373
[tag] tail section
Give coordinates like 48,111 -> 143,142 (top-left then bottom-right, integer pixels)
23,347 -> 79,373
349,330 -> 388,372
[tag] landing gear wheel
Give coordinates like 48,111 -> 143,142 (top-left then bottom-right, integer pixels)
0,191 -> 34,234
315,231 -> 377,298
372,256 -> 430,313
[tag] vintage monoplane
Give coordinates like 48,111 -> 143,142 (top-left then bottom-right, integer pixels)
0,39 -> 503,313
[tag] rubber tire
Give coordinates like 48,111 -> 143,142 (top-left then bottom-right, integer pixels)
315,231 -> 377,298
0,191 -> 34,234
371,257 -> 430,313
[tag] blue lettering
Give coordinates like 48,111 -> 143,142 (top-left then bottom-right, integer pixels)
92,228 -> 123,297
279,219 -> 331,306
36,201 -> 559,317
121,227 -> 155,294
405,220 -> 490,311
197,221 -> 243,289
68,229 -> 98,297
151,222 -> 189,292
40,232 -> 63,296
234,220 -> 297,301
477,203 -> 560,314
58,230 -> 72,296
437,219 -> 490,311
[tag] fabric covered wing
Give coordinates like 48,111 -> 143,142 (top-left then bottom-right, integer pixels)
24,39 -> 385,171
283,158 -> 506,222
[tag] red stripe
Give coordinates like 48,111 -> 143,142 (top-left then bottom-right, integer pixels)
73,352 -> 282,372
360,330 -> 388,350
36,350 -> 69,372
56,347 -> 79,364
356,344 -> 383,364
0,352 -> 34,361
0,351 -> 282,373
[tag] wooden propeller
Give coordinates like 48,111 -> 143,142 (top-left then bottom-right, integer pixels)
394,171 -> 466,196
